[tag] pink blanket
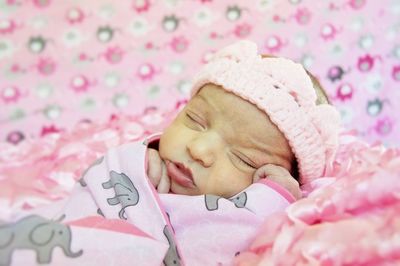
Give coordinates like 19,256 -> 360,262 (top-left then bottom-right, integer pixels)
1,133 -> 292,265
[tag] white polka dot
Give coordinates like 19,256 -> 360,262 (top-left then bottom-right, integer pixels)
140,65 -> 150,75
169,62 -> 183,74
0,20 -> 11,29
267,37 -> 278,47
3,87 -> 16,97
135,0 -> 146,7
294,35 -> 307,47
178,81 -> 192,95
359,36 -> 373,49
30,42 -> 42,52
68,9 -> 80,19
36,84 -> 52,98
47,107 -> 60,119
105,74 -> 119,87
98,31 -> 110,41
73,76 -> 85,87
227,10 -> 239,21
164,20 -> 176,31
351,19 -> 364,31
322,25 -> 333,36
114,95 -> 129,107
301,55 -> 313,68
394,46 -> 400,59
341,84 -> 352,95
368,104 -> 379,115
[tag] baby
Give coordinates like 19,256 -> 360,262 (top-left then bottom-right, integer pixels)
147,41 -> 340,200
148,83 -> 301,198
1,40 -> 341,266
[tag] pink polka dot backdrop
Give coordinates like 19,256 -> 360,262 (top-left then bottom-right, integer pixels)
0,0 -> 399,146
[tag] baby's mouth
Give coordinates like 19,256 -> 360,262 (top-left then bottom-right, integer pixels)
166,161 -> 196,189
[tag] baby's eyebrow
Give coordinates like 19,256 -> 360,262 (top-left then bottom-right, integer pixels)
197,93 -> 219,109
246,137 -> 273,157
196,94 -> 210,105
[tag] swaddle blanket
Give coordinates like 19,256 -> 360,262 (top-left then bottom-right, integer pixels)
0,134 -> 293,266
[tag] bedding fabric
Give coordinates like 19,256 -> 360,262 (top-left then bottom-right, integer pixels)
1,113 -> 400,265
235,132 -> 400,265
0,134 -> 293,266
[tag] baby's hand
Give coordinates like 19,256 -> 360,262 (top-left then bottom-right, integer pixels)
253,164 -> 302,200
147,148 -> 170,193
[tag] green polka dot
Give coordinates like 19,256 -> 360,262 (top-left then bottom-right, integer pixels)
331,44 -> 343,54
81,98 -> 96,109
104,72 -> 120,88
98,4 -> 115,18
0,42 -> 8,51
66,32 -> 76,40
9,108 -> 25,121
147,85 -> 160,97
36,83 -> 53,98
169,61 -> 185,74
393,45 -> 400,59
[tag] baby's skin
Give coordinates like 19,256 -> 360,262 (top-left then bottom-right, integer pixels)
147,83 -> 302,200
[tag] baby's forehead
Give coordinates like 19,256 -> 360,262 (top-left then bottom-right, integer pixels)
190,85 -> 286,142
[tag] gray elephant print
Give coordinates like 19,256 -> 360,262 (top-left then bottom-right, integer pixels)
163,225 -> 181,266
204,194 -> 221,211
229,192 -> 247,208
79,156 -> 105,187
102,170 -> 139,220
205,192 -> 248,211
97,208 -> 105,217
78,177 -> 87,187
0,215 -> 83,266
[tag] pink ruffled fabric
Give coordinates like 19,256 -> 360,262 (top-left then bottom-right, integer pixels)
0,108 -> 180,219
235,131 -> 400,265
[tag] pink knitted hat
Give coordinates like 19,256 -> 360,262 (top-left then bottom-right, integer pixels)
191,40 -> 341,185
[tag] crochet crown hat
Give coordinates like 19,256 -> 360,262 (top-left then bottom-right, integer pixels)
191,40 -> 341,185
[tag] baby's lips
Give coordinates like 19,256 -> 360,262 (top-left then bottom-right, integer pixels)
175,162 -> 193,179
166,161 -> 196,188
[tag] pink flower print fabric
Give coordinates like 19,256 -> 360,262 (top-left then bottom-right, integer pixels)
0,0 -> 399,146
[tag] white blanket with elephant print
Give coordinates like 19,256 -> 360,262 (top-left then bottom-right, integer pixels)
0,135 -> 294,266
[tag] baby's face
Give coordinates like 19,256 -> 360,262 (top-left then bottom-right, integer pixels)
159,83 -> 294,198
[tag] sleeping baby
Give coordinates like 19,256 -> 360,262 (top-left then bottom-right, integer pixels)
0,40 -> 341,266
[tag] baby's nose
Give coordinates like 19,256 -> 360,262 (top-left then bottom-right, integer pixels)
187,132 -> 222,167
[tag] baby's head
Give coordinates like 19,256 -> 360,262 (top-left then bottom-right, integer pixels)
159,40 -> 341,198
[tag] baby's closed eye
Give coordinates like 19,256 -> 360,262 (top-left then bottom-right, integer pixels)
185,111 -> 207,130
230,151 -> 257,169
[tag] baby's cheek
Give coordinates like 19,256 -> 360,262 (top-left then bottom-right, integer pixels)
215,166 -> 252,197
159,125 -> 180,153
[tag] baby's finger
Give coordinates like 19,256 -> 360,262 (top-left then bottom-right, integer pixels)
157,162 -> 170,193
253,164 -> 302,200
252,164 -> 290,183
147,149 -> 162,186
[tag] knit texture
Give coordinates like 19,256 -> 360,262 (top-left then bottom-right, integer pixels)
191,40 -> 341,185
